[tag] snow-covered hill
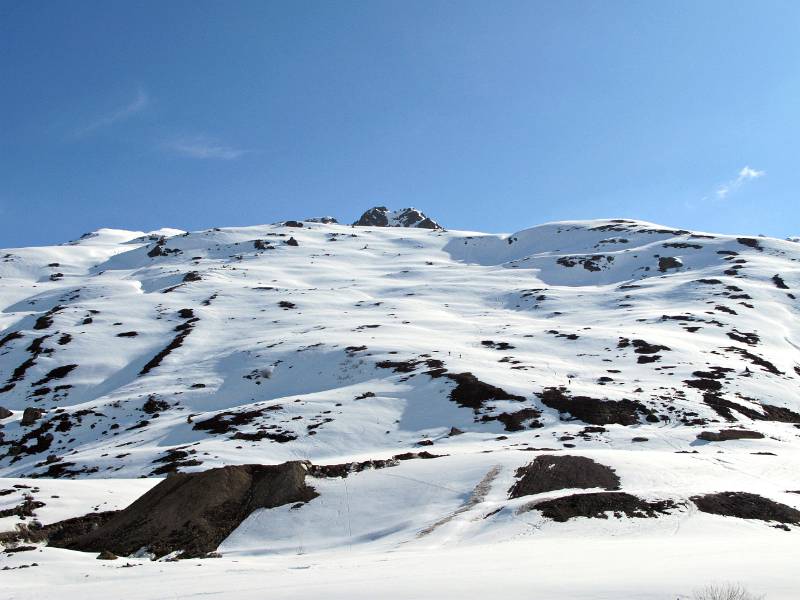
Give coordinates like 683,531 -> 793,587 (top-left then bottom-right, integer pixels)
2,214 -> 799,598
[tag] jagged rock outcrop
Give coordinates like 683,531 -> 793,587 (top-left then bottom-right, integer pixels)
353,206 -> 441,229
50,462 -> 318,558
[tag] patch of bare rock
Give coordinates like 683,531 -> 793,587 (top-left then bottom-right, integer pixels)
529,492 -> 681,521
353,206 -> 441,229
508,455 -> 620,498
49,462 -> 317,558
691,492 -> 800,525
537,387 -> 654,426
697,429 -> 765,442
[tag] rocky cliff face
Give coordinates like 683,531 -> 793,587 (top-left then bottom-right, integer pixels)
353,206 -> 441,229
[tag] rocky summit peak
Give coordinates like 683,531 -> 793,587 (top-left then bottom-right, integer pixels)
353,206 -> 441,229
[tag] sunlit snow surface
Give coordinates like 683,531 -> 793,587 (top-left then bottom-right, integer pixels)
1,219 -> 798,598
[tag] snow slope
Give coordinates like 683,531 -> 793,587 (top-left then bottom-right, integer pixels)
1,216 -> 799,598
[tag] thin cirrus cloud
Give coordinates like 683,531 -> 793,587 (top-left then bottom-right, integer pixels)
715,166 -> 765,200
164,135 -> 248,160
75,88 -> 149,137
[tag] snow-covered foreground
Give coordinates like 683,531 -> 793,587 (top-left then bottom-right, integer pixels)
3,439 -> 799,597
1,213 -> 799,597
4,532 -> 797,600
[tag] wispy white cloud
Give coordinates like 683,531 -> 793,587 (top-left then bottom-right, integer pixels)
164,135 -> 247,160
715,165 -> 765,199
75,88 -> 149,137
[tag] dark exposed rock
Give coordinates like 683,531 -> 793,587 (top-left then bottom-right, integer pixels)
726,330 -> 759,346
3,416 -> 56,459
344,345 -> 367,355
439,372 -> 525,410
355,206 -> 390,227
663,242 -> 702,249
578,426 -> 607,436
0,495 -> 46,518
376,359 -> 421,373
723,346 -> 782,375
772,274 -> 789,290
231,430 -> 297,443
491,408 -> 543,431
374,360 -> 525,419
736,237 -> 762,250
50,462 -> 318,558
631,339 -> 670,354
509,455 -> 620,498
147,238 -> 168,257
192,408 -> 267,434
685,378 -> 723,392
353,207 -> 441,229
703,394 -> 800,423
149,447 -> 204,475
21,407 -> 44,426
637,355 -> 660,364
3,544 -> 37,553
150,459 -> 204,476
0,331 -> 23,349
0,406 -> 12,419
715,304 -> 738,315
658,256 -> 682,272
692,492 -> 800,524
529,492 -> 680,521
308,452 -> 442,479
697,429 -> 764,442
32,364 -> 77,386
142,396 -> 169,414
538,387 -> 645,426
556,255 -> 613,272
481,340 -> 515,350
758,403 -> 800,423
33,306 -> 63,330
139,326 -> 194,376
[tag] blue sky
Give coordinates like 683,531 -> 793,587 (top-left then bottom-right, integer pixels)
1,1 -> 798,247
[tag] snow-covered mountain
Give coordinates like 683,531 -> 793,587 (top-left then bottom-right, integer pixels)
2,214 -> 799,598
